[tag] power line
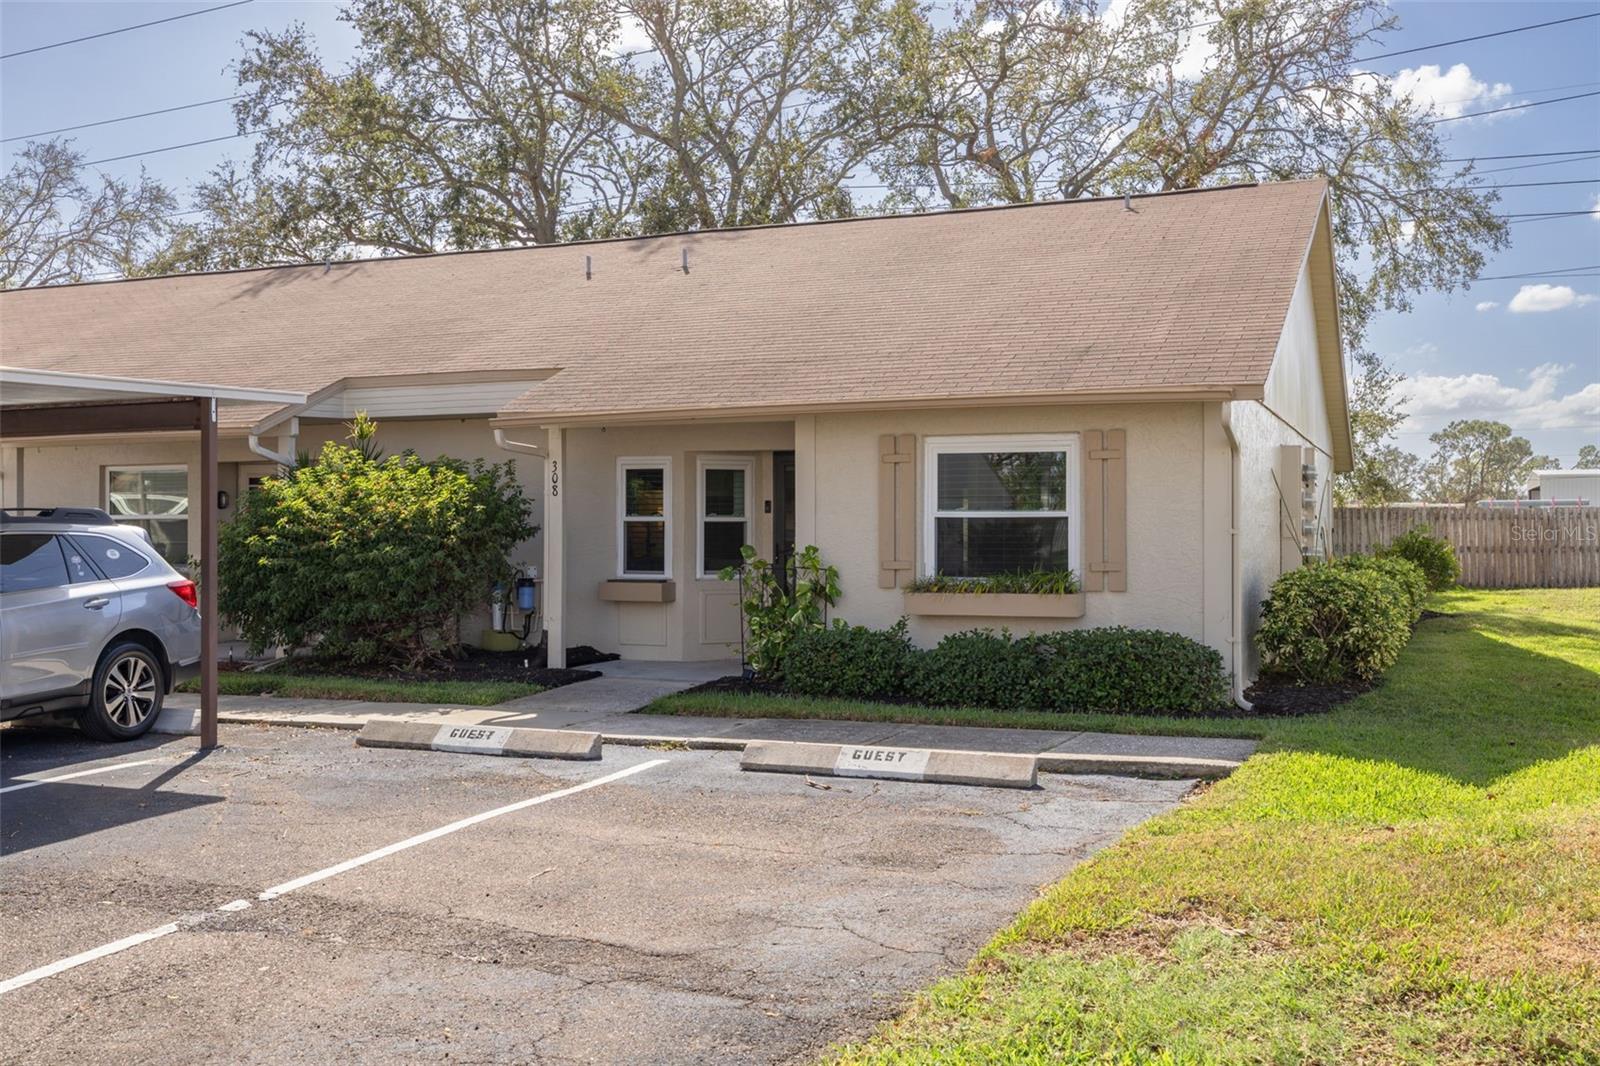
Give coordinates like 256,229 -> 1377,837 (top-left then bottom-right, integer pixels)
1474,265 -> 1600,281
83,131 -> 265,168
0,1 -> 255,61
1427,90 -> 1600,125
1475,154 -> 1600,176
1505,211 -> 1600,224
1354,11 -> 1600,63
1473,178 -> 1600,189
3,96 -> 244,144
1445,150 -> 1600,162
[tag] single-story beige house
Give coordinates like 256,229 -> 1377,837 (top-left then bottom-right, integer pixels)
1,179 -> 1348,698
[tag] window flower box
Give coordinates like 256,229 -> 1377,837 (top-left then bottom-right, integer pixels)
599,579 -> 676,603
902,591 -> 1085,619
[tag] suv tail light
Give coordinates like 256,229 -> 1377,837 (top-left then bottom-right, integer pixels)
167,580 -> 199,610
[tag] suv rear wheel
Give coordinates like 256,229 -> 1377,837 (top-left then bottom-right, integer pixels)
80,643 -> 164,741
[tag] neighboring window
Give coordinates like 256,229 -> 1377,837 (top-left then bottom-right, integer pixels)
698,459 -> 752,577
923,435 -> 1079,579
0,534 -> 69,593
70,534 -> 152,580
107,466 -> 188,565
618,458 -> 671,578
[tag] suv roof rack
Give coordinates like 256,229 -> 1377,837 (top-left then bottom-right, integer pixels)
0,507 -> 117,526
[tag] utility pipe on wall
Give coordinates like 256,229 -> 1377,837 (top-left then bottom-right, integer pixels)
1218,405 -> 1255,712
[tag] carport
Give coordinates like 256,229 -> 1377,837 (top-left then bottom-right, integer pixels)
0,367 -> 306,748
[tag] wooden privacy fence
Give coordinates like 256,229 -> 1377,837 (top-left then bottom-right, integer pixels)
1332,506 -> 1600,588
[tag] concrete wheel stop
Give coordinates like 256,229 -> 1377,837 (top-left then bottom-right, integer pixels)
357,720 -> 603,760
741,740 -> 1038,789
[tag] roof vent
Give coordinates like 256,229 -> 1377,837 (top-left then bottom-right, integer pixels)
1123,193 -> 1133,211
681,247 -> 690,275
585,254 -> 592,281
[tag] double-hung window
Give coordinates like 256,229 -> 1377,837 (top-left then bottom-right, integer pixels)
698,458 -> 752,577
923,435 -> 1079,578
106,466 -> 189,565
617,458 -> 671,578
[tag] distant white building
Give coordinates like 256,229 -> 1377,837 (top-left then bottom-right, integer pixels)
1525,469 -> 1599,505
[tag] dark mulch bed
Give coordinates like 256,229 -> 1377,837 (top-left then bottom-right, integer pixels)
566,645 -> 621,668
677,672 -> 1375,719
1239,675 -> 1376,717
280,648 -> 601,689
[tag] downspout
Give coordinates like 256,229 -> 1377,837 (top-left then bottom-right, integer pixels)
248,417 -> 299,467
1218,405 -> 1255,711
492,428 -> 547,459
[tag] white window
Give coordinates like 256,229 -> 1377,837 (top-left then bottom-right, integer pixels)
617,457 -> 671,578
106,466 -> 189,565
922,435 -> 1079,579
697,457 -> 753,577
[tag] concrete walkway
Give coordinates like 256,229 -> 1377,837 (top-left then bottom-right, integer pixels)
164,657 -> 1258,775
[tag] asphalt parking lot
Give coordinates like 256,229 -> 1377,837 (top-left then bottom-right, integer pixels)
0,725 -> 1194,1064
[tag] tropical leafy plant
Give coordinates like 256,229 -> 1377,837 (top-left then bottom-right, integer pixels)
718,544 -> 840,679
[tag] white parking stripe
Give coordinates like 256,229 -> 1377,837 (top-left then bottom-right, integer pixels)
0,758 -> 165,794
0,923 -> 182,996
259,758 -> 667,899
0,757 -> 668,996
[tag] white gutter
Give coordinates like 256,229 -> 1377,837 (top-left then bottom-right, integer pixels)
1218,405 -> 1254,712
493,428 -> 548,459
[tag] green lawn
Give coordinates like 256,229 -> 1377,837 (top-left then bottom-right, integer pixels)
177,671 -> 541,706
827,588 -> 1600,1064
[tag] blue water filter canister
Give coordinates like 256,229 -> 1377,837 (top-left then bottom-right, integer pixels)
516,577 -> 537,612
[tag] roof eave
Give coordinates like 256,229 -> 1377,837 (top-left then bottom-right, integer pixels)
492,384 -> 1264,429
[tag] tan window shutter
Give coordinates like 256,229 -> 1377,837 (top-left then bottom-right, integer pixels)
878,433 -> 916,588
1082,429 -> 1127,592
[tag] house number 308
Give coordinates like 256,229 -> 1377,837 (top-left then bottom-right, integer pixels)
550,460 -> 559,497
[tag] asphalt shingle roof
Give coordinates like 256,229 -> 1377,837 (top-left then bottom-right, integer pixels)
0,179 -> 1334,428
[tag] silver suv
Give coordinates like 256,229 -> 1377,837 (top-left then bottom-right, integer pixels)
1,508 -> 202,741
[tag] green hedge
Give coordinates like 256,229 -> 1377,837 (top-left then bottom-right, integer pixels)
1334,553 -> 1428,625
786,622 -> 1228,715
1379,525 -> 1460,591
1256,564 -> 1412,684
783,620 -> 916,700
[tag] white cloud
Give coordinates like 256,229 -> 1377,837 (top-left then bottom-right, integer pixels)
1509,284 -> 1599,313
1395,363 -> 1600,433
1592,192 -> 1600,220
610,15 -> 653,55
1390,63 -> 1512,120
1475,301 -> 1500,312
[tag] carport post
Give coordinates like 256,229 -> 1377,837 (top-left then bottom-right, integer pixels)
199,397 -> 219,749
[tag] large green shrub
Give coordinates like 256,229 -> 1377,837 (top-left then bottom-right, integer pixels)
1022,628 -> 1228,714
1335,553 -> 1428,625
1256,564 -> 1411,684
782,622 -> 1227,714
908,629 -> 1037,709
784,619 -> 916,700
718,544 -> 840,679
219,431 -> 534,666
1379,525 -> 1460,591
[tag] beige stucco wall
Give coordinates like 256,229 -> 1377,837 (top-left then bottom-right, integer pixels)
801,403 -> 1216,649
1230,259 -> 1338,679
559,421 -> 792,661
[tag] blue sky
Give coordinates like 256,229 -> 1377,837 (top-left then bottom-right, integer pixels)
2,0 -> 1597,464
